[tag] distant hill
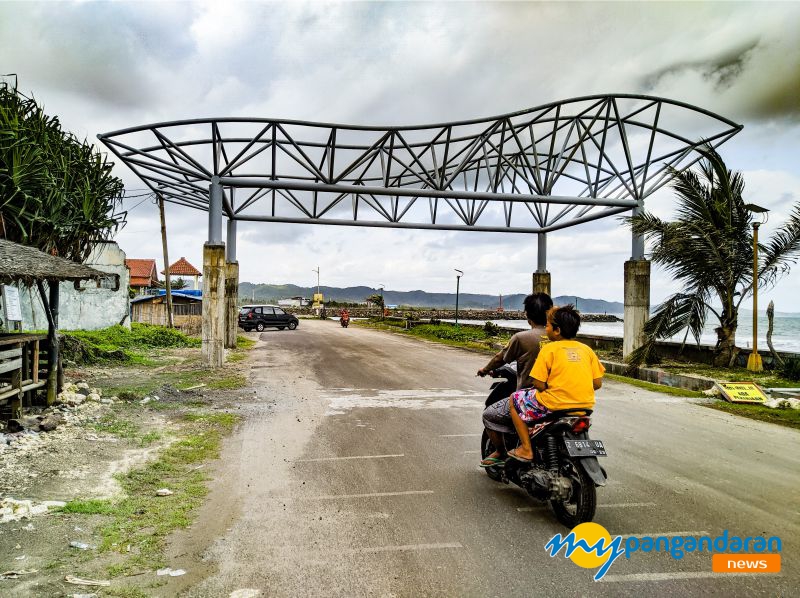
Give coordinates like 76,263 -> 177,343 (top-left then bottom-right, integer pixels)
238,282 -> 624,314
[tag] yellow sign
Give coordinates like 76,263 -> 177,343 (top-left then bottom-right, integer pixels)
716,382 -> 767,404
312,292 -> 324,309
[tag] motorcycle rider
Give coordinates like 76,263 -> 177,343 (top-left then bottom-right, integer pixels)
506,305 -> 604,462
477,292 -> 552,467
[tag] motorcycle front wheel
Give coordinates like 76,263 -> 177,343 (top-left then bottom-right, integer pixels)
550,459 -> 596,527
480,429 -> 504,482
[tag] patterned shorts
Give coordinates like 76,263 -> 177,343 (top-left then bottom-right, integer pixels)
511,388 -> 551,424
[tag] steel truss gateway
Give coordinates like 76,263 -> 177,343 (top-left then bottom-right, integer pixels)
99,95 -> 741,234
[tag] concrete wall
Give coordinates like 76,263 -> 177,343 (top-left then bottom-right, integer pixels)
18,241 -> 130,331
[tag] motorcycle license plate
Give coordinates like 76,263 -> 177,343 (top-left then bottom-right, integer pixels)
564,439 -> 607,457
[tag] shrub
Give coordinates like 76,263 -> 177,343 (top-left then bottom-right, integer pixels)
483,321 -> 500,336
781,358 -> 800,382
61,324 -> 199,365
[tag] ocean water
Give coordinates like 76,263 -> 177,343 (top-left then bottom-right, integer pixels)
451,314 -> 800,353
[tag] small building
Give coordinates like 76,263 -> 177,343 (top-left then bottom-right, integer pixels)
130,291 -> 202,334
1,238 -> 111,414
162,257 -> 202,291
277,296 -> 310,307
18,241 -> 131,331
126,258 -> 159,294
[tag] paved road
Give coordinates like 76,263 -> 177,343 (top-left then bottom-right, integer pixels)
165,319 -> 799,597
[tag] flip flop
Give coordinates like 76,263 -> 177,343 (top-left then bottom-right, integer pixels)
507,449 -> 532,463
480,457 -> 505,468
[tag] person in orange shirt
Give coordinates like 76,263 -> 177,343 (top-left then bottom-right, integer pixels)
507,305 -> 605,463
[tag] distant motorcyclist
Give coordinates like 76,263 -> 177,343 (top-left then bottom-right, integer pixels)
477,293 -> 552,467
339,308 -> 350,327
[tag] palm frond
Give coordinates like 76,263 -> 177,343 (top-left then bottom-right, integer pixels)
626,292 -> 709,371
759,203 -> 800,289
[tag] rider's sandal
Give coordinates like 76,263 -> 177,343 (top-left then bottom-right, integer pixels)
480,457 -> 505,467
507,449 -> 532,463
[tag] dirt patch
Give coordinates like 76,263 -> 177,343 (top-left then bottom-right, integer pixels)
0,341 -> 254,597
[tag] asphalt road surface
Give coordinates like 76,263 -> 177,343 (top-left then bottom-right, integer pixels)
163,319 -> 799,597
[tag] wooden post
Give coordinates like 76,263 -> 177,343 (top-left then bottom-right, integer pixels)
37,280 -> 58,405
159,195 -> 174,328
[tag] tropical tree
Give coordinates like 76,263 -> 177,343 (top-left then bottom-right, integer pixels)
0,77 -> 125,262
627,145 -> 800,368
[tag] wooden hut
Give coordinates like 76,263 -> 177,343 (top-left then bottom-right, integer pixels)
0,239 -> 107,418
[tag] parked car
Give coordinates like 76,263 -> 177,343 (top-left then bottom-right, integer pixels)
239,305 -> 299,332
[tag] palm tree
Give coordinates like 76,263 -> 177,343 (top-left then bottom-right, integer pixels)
0,77 -> 125,262
627,145 -> 800,368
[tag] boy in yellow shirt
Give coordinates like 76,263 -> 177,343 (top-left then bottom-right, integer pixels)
507,305 -> 605,462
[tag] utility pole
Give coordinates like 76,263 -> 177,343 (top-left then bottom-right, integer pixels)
454,269 -> 463,326
158,195 -> 174,328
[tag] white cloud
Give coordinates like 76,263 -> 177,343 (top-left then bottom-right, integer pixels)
3,0 -> 799,310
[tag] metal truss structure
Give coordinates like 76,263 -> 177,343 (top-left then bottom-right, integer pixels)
99,94 -> 741,235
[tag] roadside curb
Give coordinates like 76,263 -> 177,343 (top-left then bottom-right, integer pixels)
600,360 -> 716,392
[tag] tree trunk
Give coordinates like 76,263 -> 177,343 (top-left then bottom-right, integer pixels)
714,319 -> 738,367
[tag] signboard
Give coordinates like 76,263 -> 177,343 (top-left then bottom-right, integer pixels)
715,381 -> 768,404
1,285 -> 23,322
312,292 -> 324,309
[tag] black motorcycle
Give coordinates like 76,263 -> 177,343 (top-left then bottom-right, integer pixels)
480,365 -> 607,527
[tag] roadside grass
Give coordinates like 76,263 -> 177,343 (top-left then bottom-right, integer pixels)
62,324 -> 201,366
62,412 -> 239,577
705,400 -> 800,429
654,361 -> 798,388
95,332 -> 256,402
353,318 -> 507,354
603,373 -> 704,398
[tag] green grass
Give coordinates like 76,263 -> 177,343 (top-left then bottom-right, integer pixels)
657,362 -> 798,388
354,318 -> 506,353
62,323 -> 200,365
91,415 -> 141,439
705,400 -> 800,429
604,373 -> 705,398
61,498 -> 118,515
66,411 -> 240,577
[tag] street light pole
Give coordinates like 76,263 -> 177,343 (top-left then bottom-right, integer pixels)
313,267 -> 320,296
454,269 -> 463,326
746,205 -> 769,373
379,284 -> 385,319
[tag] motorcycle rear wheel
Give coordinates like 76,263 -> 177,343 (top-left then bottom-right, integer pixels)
550,460 -> 596,527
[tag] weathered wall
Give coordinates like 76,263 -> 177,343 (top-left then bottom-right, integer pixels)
18,241 -> 130,331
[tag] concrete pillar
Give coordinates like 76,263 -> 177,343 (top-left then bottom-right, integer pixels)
533,232 -> 551,295
225,261 -> 239,349
532,272 -> 551,295
202,243 -> 226,367
623,260 -> 650,358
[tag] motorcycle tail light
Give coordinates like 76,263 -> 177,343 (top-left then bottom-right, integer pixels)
572,418 -> 591,433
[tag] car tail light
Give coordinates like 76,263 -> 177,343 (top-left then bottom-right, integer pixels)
571,417 -> 591,433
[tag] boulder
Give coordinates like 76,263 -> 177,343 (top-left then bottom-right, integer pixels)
39,414 -> 64,432
6,420 -> 24,433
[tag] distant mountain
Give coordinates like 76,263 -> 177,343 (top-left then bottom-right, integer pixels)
238,282 -> 624,314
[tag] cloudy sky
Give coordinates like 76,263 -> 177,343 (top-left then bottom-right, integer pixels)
2,1 -> 799,309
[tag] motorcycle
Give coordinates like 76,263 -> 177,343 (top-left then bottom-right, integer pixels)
480,365 -> 607,527
339,314 -> 350,328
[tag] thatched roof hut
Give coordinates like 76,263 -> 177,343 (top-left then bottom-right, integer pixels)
0,239 -> 105,285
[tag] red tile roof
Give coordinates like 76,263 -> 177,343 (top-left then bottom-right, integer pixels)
162,257 -> 201,276
126,259 -> 158,288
